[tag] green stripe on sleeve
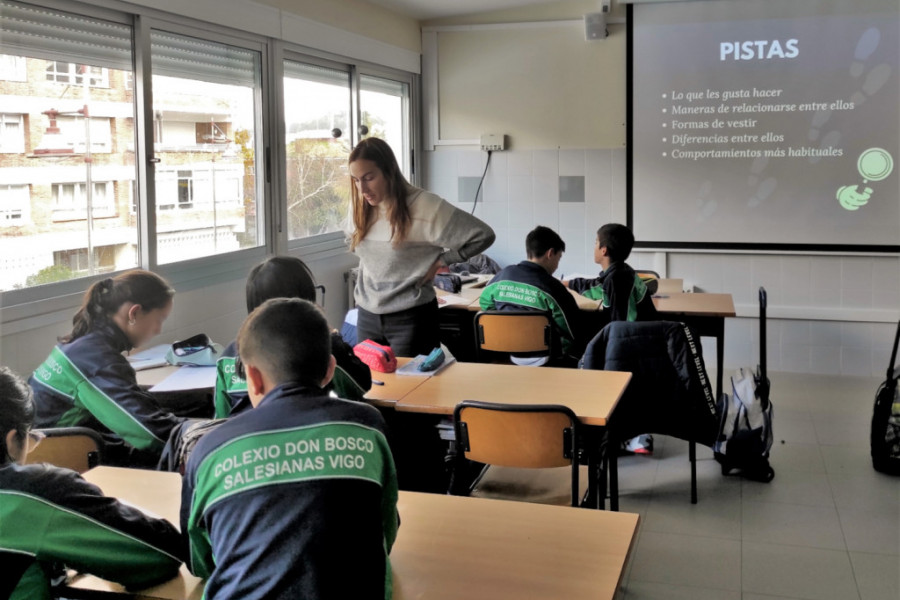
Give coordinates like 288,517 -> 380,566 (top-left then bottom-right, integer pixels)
0,491 -> 180,589
32,347 -> 162,451
214,356 -> 247,419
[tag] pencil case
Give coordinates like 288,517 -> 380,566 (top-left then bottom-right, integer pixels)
353,339 -> 398,373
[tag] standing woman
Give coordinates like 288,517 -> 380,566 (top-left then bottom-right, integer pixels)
0,366 -> 184,599
348,138 -> 495,356
28,271 -> 184,466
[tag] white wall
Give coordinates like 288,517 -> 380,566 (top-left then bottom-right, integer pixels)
421,2 -> 899,377
424,144 -> 899,377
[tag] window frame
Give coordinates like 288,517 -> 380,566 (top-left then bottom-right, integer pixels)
0,0 -> 419,317
277,43 -> 420,256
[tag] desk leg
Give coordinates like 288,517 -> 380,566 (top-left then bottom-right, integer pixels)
608,430 -> 619,512
716,318 -> 725,402
581,426 -> 607,510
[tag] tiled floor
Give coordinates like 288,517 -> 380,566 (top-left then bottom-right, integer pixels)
615,371 -> 900,600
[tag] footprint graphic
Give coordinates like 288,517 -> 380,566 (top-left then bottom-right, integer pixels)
695,181 -> 717,221
808,27 -> 891,160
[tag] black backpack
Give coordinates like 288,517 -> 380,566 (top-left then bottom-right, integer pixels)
871,320 -> 900,475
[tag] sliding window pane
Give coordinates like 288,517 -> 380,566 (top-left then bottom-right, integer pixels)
0,1 -> 137,290
150,31 -> 263,263
284,60 -> 351,240
360,74 -> 410,177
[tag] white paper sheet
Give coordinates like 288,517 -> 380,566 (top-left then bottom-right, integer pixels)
149,366 -> 217,392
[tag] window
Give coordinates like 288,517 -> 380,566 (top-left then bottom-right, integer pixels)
360,74 -> 411,177
52,182 -> 114,216
53,245 -> 117,274
0,54 -> 26,81
0,1 -> 137,291
283,60 -> 352,240
57,116 -> 112,153
0,113 -> 25,153
45,62 -> 109,87
150,30 -> 264,264
0,185 -> 30,222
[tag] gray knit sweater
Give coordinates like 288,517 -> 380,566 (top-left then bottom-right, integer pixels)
352,186 -> 495,314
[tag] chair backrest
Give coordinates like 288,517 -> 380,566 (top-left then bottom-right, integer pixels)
24,427 -> 103,473
635,269 -> 661,279
453,401 -> 580,505
474,310 -> 552,355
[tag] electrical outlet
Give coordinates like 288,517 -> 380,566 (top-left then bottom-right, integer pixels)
480,133 -> 506,152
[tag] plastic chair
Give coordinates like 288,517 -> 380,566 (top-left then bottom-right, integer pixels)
473,310 -> 553,363
451,401 -> 583,507
634,269 -> 661,279
24,427 -> 103,473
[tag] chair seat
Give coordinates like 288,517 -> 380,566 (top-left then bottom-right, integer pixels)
472,465 -> 590,507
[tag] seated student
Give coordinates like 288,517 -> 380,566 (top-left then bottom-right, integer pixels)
213,256 -> 371,419
0,366 -> 183,599
29,271 -> 184,466
480,226 -> 584,366
564,223 -> 659,323
565,223 -> 658,453
182,298 -> 398,600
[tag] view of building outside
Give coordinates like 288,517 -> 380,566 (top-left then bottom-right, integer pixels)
0,50 -> 140,291
284,62 -> 410,241
1,1 -> 411,291
150,30 -> 263,264
0,2 -> 265,291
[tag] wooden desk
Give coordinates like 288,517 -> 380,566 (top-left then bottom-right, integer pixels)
392,491 -> 638,600
69,467 -> 639,600
363,357 -> 431,408
66,467 -> 204,600
655,278 -> 683,295
396,362 -> 630,427
397,362 -> 631,509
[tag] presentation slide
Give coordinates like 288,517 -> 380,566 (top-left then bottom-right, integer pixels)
630,0 -> 899,250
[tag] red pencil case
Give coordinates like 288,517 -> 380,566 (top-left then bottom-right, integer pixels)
353,339 -> 398,373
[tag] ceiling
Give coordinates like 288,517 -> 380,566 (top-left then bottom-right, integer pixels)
364,0 -> 568,21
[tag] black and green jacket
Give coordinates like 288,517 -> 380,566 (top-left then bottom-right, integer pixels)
213,332 -> 372,419
568,261 -> 659,323
28,324 -> 184,459
0,462 -> 182,600
480,260 -> 584,357
183,383 -> 399,600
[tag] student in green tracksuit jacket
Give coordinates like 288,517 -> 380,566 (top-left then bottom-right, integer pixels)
563,223 -> 658,324
28,271 -> 184,465
481,226 -> 585,366
1,366 -> 183,600
184,298 -> 398,599
213,256 -> 372,419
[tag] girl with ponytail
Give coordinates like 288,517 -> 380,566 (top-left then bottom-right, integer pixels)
28,271 -> 184,466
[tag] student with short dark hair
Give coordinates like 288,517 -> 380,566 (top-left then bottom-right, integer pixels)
213,256 -> 371,418
29,271 -> 184,465
480,226 -> 584,365
565,223 -> 659,453
1,366 -> 183,599
182,298 -> 399,600
565,223 -> 659,323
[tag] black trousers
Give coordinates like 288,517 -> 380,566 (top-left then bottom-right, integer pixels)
357,299 -> 440,357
